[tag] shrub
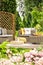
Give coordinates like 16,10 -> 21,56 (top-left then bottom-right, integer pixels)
0,0 -> 16,14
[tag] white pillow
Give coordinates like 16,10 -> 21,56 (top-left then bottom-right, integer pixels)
2,28 -> 7,35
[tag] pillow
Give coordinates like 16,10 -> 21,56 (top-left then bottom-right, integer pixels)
2,28 -> 7,35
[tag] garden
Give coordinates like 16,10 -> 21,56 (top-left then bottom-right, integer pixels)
0,0 -> 43,65
0,41 -> 43,65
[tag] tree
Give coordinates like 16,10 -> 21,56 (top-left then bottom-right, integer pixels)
24,0 -> 43,30
0,0 -> 16,14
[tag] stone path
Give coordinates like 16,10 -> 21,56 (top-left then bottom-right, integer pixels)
7,43 -> 43,48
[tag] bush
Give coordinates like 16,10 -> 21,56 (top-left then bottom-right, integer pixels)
0,0 -> 16,14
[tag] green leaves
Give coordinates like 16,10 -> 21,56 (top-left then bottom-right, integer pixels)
0,0 -> 16,14
0,41 -> 9,58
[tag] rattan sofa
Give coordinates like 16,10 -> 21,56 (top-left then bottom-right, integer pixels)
26,35 -> 43,43
0,11 -> 15,43
19,34 -> 43,44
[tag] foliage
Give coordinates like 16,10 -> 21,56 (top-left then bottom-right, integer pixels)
0,0 -> 43,31
35,24 -> 42,31
37,47 -> 43,51
23,12 -> 32,27
0,0 -> 16,14
0,41 -> 9,58
31,7 -> 43,31
24,0 -> 43,12
16,12 -> 23,30
16,0 -> 43,30
0,41 -> 31,58
23,0 -> 43,31
16,11 -> 32,30
10,47 -> 31,54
